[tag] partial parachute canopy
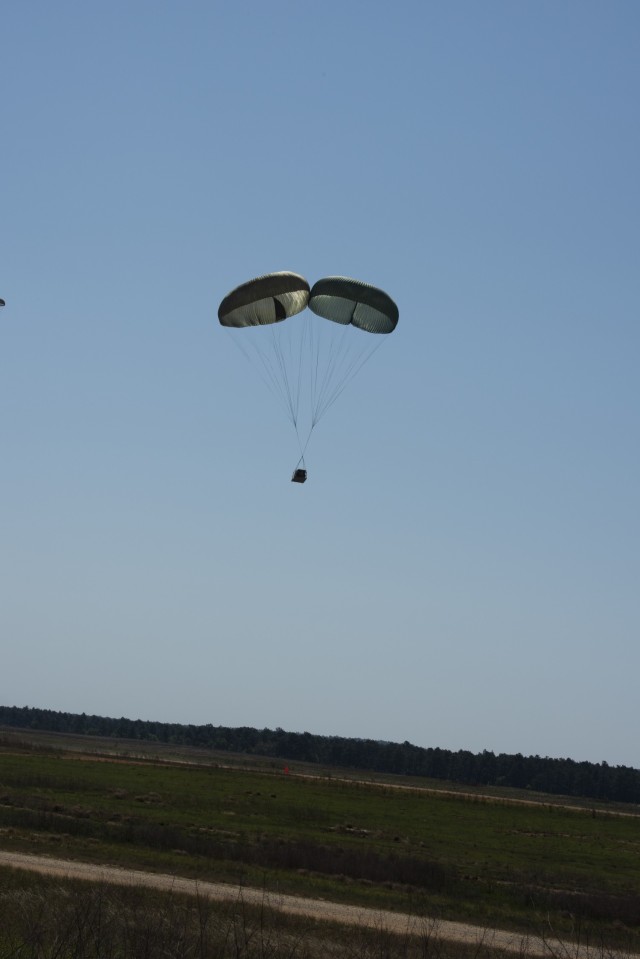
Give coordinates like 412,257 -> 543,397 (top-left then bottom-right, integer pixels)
308,276 -> 398,335
218,271 -> 310,328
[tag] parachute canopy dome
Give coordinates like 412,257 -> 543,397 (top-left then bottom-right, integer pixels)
218,272 -> 310,328
308,277 -> 398,335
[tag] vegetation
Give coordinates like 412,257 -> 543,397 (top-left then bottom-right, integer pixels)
0,730 -> 639,953
5,868 -> 633,959
0,867 -> 397,959
2,704 -> 640,804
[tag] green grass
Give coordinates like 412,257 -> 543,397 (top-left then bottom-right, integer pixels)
1,737 -> 639,950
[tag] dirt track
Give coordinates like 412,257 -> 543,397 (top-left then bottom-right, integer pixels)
0,850 -> 634,959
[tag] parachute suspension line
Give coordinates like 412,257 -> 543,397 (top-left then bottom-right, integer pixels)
280,312 -> 307,431
288,315 -> 315,460
308,319 -> 384,430
224,328 -> 282,407
226,321 -> 309,476
314,336 -> 384,425
224,328 -> 296,428
287,316 -> 388,455
278,313 -> 307,432
311,323 -> 351,427
269,324 -> 298,429
309,313 -> 321,425
293,428 -> 306,470
292,334 -> 309,469
303,313 -> 330,449
308,320 -> 343,429
296,313 -> 309,428
287,314 -> 305,428
294,427 -> 313,471
309,298 -> 362,426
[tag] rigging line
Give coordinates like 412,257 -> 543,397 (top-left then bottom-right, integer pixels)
278,319 -> 298,422
295,424 -> 314,469
321,338 -> 366,406
310,321 -> 344,422
251,338 -> 294,419
313,338 -> 384,427
294,420 -> 309,469
293,420 -> 306,462
320,338 -> 384,421
269,324 -> 298,428
311,317 -> 323,423
264,324 -> 305,458
312,323 -> 351,425
268,328 -> 291,421
306,313 -> 318,416
224,329 -> 287,411
324,327 -> 373,399
225,328 -> 298,429
310,315 -> 344,417
281,325 -> 301,429
311,299 -> 360,421
294,314 -> 307,428
291,398 -> 308,470
277,319 -> 298,424
314,340 -> 378,423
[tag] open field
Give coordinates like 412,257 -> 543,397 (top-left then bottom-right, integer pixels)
3,725 -> 639,819
0,728 -> 639,953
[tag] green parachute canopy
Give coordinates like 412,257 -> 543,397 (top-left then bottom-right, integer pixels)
308,276 -> 399,335
218,271 -> 309,328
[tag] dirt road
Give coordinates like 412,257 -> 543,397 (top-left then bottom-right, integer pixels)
0,850 -> 633,959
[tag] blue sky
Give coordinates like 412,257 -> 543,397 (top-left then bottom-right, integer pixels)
2,1 -> 639,768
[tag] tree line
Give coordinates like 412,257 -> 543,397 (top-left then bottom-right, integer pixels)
1,704 -> 639,804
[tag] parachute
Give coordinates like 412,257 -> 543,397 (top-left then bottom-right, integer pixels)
218,272 -> 398,479
308,276 -> 399,334
218,271 -> 309,329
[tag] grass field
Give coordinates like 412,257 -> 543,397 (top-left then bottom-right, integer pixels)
0,728 -> 638,953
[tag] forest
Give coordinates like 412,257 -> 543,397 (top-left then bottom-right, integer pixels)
1,704 -> 639,804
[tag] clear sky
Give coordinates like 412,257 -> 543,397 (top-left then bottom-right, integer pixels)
2,1 -> 639,768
